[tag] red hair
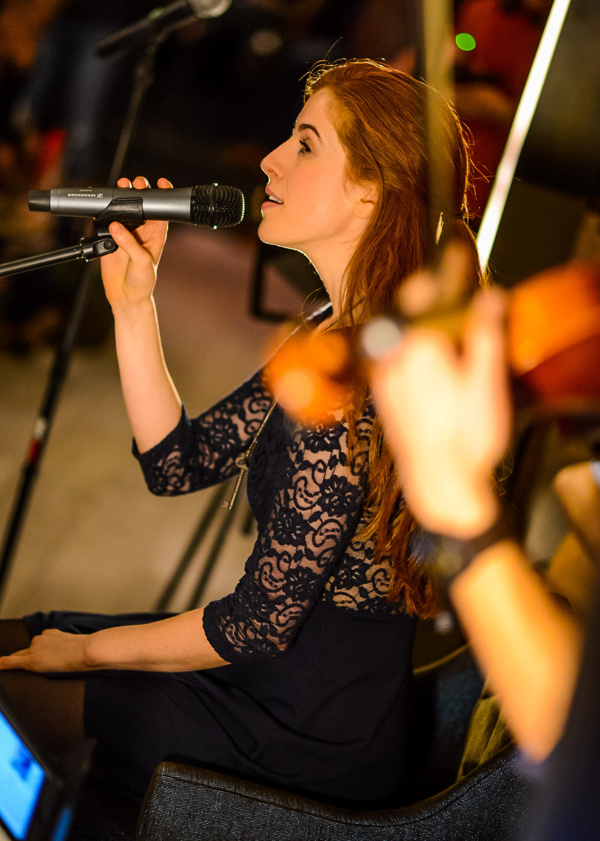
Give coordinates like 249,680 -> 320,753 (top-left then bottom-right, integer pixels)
305,59 -> 485,616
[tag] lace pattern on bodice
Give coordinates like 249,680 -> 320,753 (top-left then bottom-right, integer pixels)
136,369 -> 406,663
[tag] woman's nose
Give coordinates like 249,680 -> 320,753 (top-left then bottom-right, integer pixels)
260,141 -> 285,178
260,155 -> 273,178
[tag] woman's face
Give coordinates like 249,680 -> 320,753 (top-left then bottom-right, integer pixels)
259,88 -> 376,298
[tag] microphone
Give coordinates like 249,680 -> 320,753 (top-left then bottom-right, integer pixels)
28,184 -> 245,229
96,0 -> 233,58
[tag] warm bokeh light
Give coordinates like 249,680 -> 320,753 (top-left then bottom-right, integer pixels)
264,329 -> 354,425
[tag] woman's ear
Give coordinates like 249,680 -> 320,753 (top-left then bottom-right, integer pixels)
355,183 -> 378,220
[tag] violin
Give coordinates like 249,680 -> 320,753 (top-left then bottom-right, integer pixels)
264,258 -> 600,428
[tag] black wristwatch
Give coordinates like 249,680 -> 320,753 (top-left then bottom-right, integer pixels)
433,506 -> 517,582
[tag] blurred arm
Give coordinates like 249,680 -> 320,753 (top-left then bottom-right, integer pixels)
370,280 -> 588,760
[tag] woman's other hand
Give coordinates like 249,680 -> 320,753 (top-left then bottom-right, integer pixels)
100,176 -> 172,310
0,630 -> 94,673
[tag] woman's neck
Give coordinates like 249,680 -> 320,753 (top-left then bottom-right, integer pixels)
314,297 -> 368,334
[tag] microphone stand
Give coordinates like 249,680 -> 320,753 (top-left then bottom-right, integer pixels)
0,234 -> 118,277
0,33 -> 167,608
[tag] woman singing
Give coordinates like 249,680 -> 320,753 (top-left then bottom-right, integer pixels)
0,59 -> 483,806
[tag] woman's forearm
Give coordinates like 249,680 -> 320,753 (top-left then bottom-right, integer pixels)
112,297 -> 183,453
98,182 -> 183,453
450,540 -> 583,761
85,609 -> 228,672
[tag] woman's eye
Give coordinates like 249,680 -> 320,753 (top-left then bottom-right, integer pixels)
299,139 -> 311,154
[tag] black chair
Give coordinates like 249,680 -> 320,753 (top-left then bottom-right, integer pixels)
131,645 -> 532,841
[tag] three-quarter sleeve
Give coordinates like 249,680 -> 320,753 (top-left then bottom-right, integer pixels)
203,413 -> 372,662
134,370 -> 273,495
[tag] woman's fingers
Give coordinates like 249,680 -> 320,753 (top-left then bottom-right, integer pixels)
107,176 -> 172,251
115,176 -> 173,190
0,648 -> 30,670
0,631 -> 90,673
99,177 -> 173,306
106,221 -> 158,274
108,220 -> 142,250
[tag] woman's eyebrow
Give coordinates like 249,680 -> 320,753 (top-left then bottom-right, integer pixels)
295,122 -> 323,141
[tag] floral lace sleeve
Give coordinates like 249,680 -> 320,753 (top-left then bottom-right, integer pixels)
202,411 -> 372,663
134,370 -> 273,495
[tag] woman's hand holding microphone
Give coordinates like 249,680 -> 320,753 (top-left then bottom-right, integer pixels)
100,176 -> 172,310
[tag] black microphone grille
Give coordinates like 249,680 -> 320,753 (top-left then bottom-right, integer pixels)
192,184 -> 245,228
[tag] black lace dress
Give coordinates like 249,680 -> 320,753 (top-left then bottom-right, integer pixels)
24,369 -> 417,806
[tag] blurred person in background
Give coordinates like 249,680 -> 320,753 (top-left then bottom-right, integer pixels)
370,250 -> 600,770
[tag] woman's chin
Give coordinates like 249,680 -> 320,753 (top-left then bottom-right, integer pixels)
257,220 -> 276,246
257,227 -> 302,255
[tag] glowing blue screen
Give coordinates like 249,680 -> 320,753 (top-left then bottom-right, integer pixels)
0,711 -> 45,839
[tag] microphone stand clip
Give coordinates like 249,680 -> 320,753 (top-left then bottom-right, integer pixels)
0,198 -> 153,280
0,225 -> 119,279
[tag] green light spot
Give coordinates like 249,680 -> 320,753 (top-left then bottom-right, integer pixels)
456,32 -> 476,51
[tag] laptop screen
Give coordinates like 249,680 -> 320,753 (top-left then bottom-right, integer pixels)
0,707 -> 47,841
0,687 -> 91,841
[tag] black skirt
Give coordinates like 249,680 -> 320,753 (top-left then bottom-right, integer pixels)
24,602 -> 415,806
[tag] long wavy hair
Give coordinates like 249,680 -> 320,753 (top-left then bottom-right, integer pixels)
305,59 -> 485,617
